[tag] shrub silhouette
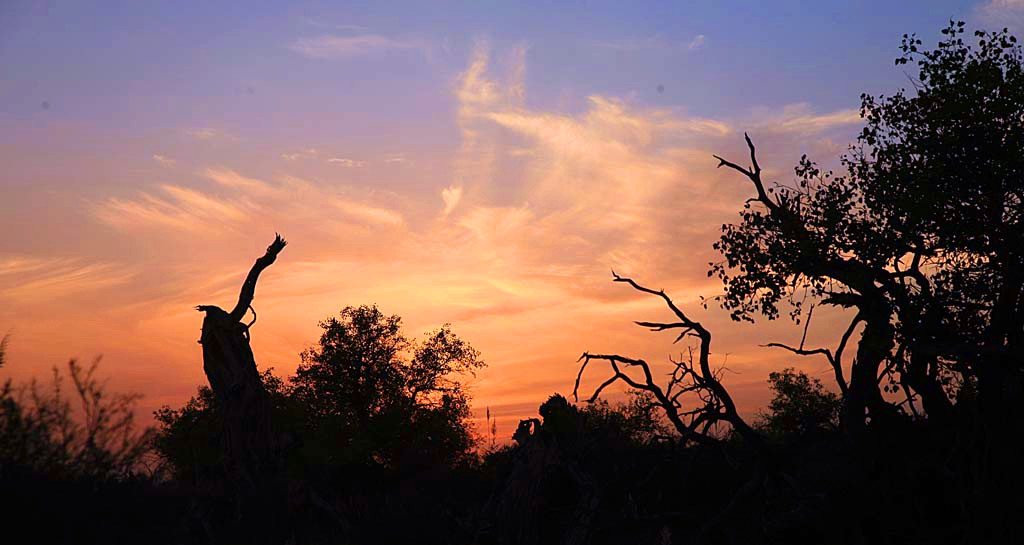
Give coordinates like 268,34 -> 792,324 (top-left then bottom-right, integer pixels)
0,348 -> 177,545
1,357 -> 153,480
754,368 -> 840,441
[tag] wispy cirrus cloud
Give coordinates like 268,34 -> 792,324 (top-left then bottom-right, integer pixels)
0,256 -> 136,302
289,34 -> 422,59
328,158 -> 365,167
152,154 -> 175,167
202,168 -> 272,193
186,128 -> 217,140
751,103 -> 860,135
332,198 -> 405,227
297,16 -> 367,32
281,148 -> 319,161
64,38 -> 869,436
185,128 -> 236,142
94,167 -> 406,239
415,40 -> 870,422
95,184 -> 253,233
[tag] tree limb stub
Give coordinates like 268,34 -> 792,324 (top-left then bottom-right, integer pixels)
193,234 -> 290,544
230,233 -> 287,322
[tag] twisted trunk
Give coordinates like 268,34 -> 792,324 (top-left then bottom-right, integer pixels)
196,235 -> 289,545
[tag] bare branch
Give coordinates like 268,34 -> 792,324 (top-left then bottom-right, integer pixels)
576,273 -> 768,453
228,233 -> 288,321
744,132 -> 762,179
712,133 -> 775,210
799,304 -> 815,350
612,271 -> 706,337
763,311 -> 858,396
764,342 -> 833,361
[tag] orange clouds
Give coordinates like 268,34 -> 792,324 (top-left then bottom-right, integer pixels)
0,39 -> 867,441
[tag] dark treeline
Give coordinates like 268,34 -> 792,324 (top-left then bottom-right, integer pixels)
2,22 -> 1023,544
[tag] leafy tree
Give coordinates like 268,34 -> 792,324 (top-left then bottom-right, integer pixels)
711,22 -> 1023,430
754,368 -> 840,441
291,305 -> 484,468
156,305 -> 484,477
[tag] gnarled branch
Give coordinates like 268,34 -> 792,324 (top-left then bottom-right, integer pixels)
577,273 -> 766,453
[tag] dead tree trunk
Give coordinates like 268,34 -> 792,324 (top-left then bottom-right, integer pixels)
196,234 -> 288,545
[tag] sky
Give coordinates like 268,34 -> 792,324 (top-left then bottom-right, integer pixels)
1,0 -> 1021,438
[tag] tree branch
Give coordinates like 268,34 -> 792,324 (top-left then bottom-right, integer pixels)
577,273 -> 767,453
228,234 -> 287,322
712,133 -> 776,211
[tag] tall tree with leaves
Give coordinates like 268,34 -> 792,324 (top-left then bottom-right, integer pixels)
291,305 -> 485,468
711,22 -> 1023,432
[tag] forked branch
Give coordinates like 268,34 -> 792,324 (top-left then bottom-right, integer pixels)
576,273 -> 767,453
713,133 -> 777,211
762,311 -> 861,395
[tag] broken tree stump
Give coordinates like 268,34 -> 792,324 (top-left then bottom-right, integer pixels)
196,234 -> 288,544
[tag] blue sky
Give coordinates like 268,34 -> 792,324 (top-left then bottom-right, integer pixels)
0,1 -> 987,127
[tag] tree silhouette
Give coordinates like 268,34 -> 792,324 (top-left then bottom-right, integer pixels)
709,22 -> 1024,540
193,234 -> 290,545
292,304 -> 484,468
153,368 -> 294,483
754,368 -> 840,441
575,272 -> 766,453
711,23 -> 1023,434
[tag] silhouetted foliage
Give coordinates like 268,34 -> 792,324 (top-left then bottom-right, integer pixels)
706,20 -> 1024,541
6,22 -> 1022,545
153,368 -> 293,483
0,352 -> 178,545
754,368 -> 840,441
292,304 -> 484,468
158,308 -> 484,466
1,358 -> 153,480
711,22 -> 1023,433
578,390 -> 673,445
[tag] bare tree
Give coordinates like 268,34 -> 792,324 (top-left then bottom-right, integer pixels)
195,234 -> 289,544
574,272 -> 766,454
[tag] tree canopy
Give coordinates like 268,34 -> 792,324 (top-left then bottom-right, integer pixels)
711,22 -> 1024,430
291,304 -> 485,468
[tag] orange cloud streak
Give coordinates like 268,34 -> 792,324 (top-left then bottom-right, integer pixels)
0,40 -> 864,441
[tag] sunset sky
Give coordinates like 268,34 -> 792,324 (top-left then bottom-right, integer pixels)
1,1 -> 1019,437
